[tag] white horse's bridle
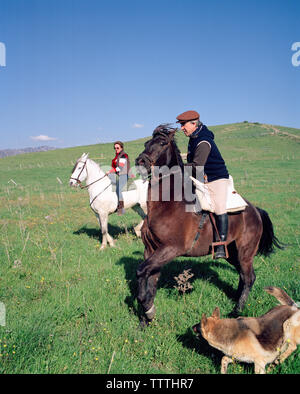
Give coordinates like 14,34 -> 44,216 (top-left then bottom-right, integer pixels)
70,160 -> 88,187
70,159 -> 107,189
70,158 -> 111,208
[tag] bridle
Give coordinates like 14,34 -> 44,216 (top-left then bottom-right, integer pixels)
140,138 -> 181,181
70,160 -> 88,187
70,159 -> 108,189
139,140 -> 171,174
70,158 -> 112,209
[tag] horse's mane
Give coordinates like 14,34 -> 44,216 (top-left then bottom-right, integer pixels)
152,123 -> 175,138
88,157 -> 105,175
152,124 -> 184,169
71,155 -> 104,175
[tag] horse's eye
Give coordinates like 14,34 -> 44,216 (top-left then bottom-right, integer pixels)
160,142 -> 167,146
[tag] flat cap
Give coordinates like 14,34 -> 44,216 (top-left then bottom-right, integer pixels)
176,110 -> 200,123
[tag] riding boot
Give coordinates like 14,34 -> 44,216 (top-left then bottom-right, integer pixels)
214,213 -> 228,259
117,200 -> 125,216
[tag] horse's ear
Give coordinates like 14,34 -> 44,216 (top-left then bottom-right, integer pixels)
168,128 -> 176,140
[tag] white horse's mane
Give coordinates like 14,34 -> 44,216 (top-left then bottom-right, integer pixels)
87,157 -> 105,175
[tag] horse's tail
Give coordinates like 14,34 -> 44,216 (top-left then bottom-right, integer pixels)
256,207 -> 285,257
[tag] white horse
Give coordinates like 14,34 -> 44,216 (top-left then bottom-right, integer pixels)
69,153 -> 148,250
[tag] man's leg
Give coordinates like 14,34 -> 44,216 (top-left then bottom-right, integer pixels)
207,179 -> 229,259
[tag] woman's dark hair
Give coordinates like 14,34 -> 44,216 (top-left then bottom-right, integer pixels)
114,141 -> 124,149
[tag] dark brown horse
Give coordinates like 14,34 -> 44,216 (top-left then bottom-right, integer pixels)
135,124 -> 283,324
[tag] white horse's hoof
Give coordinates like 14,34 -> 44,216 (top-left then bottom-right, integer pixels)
100,245 -> 107,250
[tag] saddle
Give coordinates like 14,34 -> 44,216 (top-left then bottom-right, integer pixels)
190,175 -> 247,214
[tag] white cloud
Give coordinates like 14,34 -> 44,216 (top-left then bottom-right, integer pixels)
30,135 -> 58,141
132,123 -> 144,128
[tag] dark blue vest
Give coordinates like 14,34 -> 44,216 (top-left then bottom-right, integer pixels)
187,125 -> 229,182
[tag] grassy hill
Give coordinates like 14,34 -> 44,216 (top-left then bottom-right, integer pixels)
0,122 -> 299,374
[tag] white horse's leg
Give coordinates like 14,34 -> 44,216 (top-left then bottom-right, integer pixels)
95,213 -> 107,250
134,220 -> 143,237
106,232 -> 115,247
97,212 -> 115,249
131,204 -> 147,238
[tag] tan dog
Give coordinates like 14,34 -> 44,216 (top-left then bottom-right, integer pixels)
193,287 -> 300,374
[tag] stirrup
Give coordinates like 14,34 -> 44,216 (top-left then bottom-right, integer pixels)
212,241 -> 229,259
117,207 -> 125,216
117,201 -> 125,216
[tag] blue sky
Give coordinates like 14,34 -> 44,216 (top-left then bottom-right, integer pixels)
0,0 -> 299,149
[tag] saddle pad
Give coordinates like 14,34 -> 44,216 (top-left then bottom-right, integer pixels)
190,175 -> 248,213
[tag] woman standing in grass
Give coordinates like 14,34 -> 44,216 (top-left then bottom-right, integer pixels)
106,141 -> 130,215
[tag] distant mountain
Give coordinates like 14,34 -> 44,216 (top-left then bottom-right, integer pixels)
0,146 -> 58,158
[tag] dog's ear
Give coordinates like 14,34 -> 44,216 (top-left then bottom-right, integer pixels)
211,307 -> 220,319
201,313 -> 207,325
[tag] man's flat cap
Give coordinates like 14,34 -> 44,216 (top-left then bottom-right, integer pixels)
176,110 -> 200,123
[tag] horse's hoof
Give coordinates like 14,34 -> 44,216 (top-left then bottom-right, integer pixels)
139,316 -> 150,329
100,245 -> 106,251
139,315 -> 154,330
145,304 -> 156,321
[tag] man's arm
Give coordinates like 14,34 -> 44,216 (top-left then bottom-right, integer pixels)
193,141 -> 211,166
185,141 -> 211,178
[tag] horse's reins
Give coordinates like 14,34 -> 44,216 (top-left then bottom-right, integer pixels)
80,174 -> 108,189
71,159 -> 109,189
71,159 -> 111,207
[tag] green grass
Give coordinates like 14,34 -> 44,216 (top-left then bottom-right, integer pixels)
0,122 -> 299,374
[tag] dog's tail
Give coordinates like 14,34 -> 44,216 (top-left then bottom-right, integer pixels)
264,286 -> 298,307
256,207 -> 285,256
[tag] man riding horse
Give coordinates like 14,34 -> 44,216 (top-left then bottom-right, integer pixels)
176,110 -> 229,259
135,123 -> 283,323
